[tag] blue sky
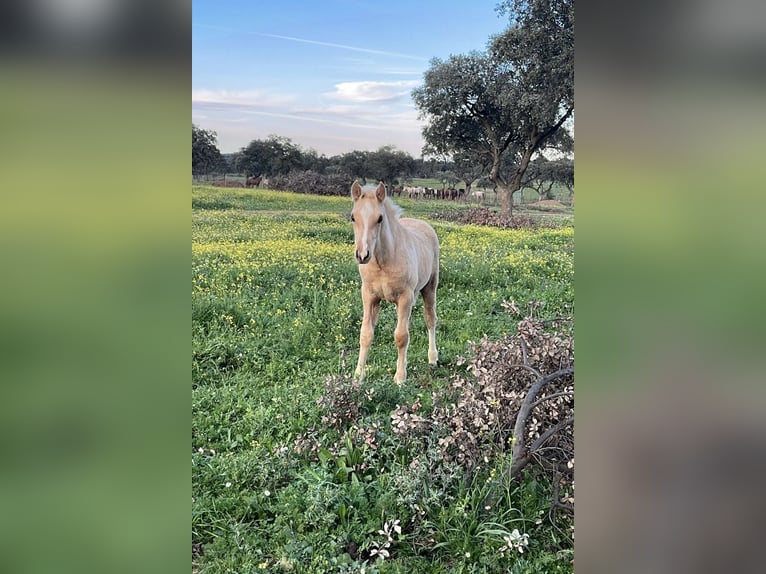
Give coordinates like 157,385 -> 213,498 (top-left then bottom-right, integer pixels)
193,0 -> 509,157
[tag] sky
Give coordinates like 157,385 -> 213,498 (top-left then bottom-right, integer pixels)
192,0 -> 510,158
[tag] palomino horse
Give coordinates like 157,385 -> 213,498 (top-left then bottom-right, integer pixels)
350,180 -> 439,383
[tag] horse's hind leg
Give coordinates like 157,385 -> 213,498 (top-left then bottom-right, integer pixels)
421,277 -> 438,365
355,291 -> 380,381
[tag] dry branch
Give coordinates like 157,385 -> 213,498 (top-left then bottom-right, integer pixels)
510,367 -> 574,477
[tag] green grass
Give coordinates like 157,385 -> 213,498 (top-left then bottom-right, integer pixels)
192,185 -> 574,572
193,185 -> 350,212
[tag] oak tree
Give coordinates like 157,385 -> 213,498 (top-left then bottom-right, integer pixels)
192,124 -> 225,175
413,0 -> 573,217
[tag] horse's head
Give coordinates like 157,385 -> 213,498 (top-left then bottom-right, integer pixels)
350,180 -> 387,264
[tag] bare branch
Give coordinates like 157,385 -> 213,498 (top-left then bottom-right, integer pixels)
529,416 -> 574,453
510,366 -> 574,477
538,105 -> 574,145
519,338 -> 532,368
508,361 -> 543,380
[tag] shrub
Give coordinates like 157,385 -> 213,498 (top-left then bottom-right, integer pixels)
268,170 -> 353,196
433,207 -> 541,228
316,372 -> 365,431
433,301 -> 573,474
210,179 -> 245,188
388,301 -> 574,519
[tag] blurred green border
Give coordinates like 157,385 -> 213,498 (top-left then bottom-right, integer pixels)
0,65 -> 190,574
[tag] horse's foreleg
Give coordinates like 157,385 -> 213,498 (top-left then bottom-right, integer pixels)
421,280 -> 438,365
355,292 -> 380,381
393,294 -> 414,384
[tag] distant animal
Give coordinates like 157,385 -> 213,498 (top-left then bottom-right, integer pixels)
350,180 -> 439,384
406,186 -> 425,199
245,175 -> 262,188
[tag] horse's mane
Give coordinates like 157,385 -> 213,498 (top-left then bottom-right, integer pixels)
382,195 -> 404,220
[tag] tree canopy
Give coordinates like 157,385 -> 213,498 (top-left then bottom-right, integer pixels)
365,145 -> 416,185
192,125 -> 225,175
522,156 -> 574,200
232,136 -> 415,185
237,135 -> 306,177
413,0 -> 573,216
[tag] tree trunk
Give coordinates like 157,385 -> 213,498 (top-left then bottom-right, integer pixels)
489,146 -> 516,217
500,184 -> 513,218
501,135 -> 540,218
544,181 -> 555,200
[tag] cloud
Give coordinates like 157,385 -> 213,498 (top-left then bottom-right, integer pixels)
234,108 -> 412,132
191,88 -> 421,132
191,89 -> 292,108
327,80 -> 420,103
191,84 -> 426,157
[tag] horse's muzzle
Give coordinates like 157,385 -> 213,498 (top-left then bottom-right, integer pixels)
355,250 -> 371,264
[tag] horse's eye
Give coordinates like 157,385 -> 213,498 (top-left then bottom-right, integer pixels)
350,214 -> 355,222
377,215 -> 383,224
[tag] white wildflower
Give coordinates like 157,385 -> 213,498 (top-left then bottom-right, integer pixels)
503,529 -> 530,554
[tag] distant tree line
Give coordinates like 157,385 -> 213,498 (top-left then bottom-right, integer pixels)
192,129 -> 445,187
193,129 -> 571,196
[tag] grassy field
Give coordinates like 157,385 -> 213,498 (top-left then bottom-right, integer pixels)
192,185 -> 574,572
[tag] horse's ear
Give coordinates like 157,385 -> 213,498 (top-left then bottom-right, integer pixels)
375,182 -> 386,202
351,180 -> 363,200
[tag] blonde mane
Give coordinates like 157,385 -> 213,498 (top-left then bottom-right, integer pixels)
382,195 -> 403,219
